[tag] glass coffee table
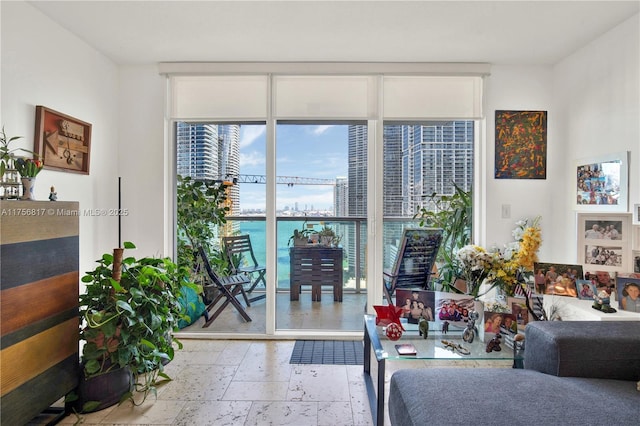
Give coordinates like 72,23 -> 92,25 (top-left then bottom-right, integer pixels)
363,314 -> 523,426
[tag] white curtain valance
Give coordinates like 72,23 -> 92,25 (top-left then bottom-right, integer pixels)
383,76 -> 483,120
170,75 -> 268,120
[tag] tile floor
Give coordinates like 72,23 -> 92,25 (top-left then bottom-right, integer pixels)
42,338 -> 512,426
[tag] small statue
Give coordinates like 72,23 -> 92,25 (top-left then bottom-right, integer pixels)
486,332 -> 502,353
441,320 -> 449,334
592,289 -> 617,313
419,317 -> 429,339
462,310 -> 479,343
513,333 -> 525,368
49,186 -> 57,201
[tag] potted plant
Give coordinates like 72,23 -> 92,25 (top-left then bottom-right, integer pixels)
68,242 -> 198,414
287,220 -> 315,247
414,183 -> 472,291
317,224 -> 341,247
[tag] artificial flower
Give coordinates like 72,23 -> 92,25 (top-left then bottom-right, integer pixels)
15,157 -> 43,177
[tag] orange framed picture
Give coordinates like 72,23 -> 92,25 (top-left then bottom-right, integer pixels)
34,105 -> 92,174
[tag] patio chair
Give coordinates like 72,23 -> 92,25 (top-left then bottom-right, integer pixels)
222,234 -> 266,302
383,228 -> 443,305
196,246 -> 252,327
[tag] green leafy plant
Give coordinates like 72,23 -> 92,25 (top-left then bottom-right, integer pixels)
176,175 -> 231,274
415,183 -> 472,291
77,242 -> 197,408
317,224 -> 342,247
287,219 -> 315,246
0,126 -> 32,176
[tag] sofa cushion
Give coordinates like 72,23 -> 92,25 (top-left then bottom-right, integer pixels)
525,321 -> 640,380
389,368 -> 639,426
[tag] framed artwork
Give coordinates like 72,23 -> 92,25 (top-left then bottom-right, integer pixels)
633,251 -> 640,274
577,213 -> 632,274
575,279 -> 597,300
633,204 -> 640,225
34,106 -> 92,174
615,273 -> 640,313
635,226 -> 640,251
574,151 -> 628,211
494,110 -> 547,179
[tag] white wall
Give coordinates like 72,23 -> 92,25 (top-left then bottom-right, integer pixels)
117,66 -> 168,258
1,1 -> 120,274
482,65 -> 555,261
554,14 -> 640,263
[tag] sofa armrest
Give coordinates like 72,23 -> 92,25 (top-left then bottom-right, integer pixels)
524,321 -> 640,380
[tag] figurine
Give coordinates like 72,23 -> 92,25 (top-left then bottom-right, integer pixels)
441,320 -> 449,334
462,310 -> 479,343
592,289 -> 617,313
419,317 -> 429,339
513,333 -> 525,368
485,332 -> 502,353
49,186 -> 57,201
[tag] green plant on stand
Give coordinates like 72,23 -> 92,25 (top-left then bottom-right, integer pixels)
317,224 -> 342,247
415,183 -> 472,292
68,242 -> 198,414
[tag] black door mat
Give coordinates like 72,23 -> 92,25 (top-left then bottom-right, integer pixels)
289,340 -> 364,365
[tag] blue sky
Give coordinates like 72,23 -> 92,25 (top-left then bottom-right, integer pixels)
238,124 -> 348,211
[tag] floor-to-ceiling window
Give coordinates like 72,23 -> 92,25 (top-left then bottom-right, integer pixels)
166,67 -> 486,338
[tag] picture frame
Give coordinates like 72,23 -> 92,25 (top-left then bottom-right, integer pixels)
575,279 -> 597,300
533,262 -> 582,297
34,105 -> 92,174
577,212 -> 632,274
633,251 -> 640,274
494,110 -> 547,179
574,151 -> 628,211
634,226 -> 640,251
633,204 -> 640,225
615,273 -> 640,313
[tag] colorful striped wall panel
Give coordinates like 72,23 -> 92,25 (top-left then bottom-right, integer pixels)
1,200 -> 80,425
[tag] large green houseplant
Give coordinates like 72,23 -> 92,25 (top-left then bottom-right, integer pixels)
70,242 -> 197,413
415,183 -> 472,292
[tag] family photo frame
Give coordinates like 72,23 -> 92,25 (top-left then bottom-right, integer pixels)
577,212 -> 632,274
574,151 -> 628,212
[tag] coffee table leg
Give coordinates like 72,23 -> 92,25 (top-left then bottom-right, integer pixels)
363,320 -> 385,426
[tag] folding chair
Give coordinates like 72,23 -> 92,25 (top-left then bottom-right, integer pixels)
197,246 -> 252,327
383,228 -> 443,305
222,234 -> 266,302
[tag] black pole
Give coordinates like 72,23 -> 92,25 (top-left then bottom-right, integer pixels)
118,177 -> 122,248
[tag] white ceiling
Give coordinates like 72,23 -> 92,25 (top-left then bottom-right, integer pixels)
27,1 -> 640,66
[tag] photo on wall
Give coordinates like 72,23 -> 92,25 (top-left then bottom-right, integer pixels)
574,152 -> 628,211
616,273 -> 640,313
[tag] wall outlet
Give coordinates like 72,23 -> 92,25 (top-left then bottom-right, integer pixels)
501,204 -> 511,219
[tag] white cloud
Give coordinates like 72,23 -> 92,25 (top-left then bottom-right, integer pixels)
240,150 -> 265,167
312,125 -> 334,135
240,126 -> 265,148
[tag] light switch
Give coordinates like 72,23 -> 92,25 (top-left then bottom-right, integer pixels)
501,204 -> 511,219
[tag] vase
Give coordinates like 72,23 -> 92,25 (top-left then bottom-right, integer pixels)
21,177 -> 36,200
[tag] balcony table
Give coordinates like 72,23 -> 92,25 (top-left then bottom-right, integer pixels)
289,246 -> 343,302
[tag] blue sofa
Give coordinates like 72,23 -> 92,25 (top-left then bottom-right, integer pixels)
388,321 -> 640,426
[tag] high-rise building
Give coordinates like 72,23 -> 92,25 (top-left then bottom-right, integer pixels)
176,122 -> 241,217
334,177 -> 348,217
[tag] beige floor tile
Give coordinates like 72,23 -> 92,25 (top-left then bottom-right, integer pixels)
173,400 -> 252,426
99,398 -> 187,424
317,401 -> 354,426
245,401 -> 317,426
157,365 -> 237,401
288,365 -> 351,402
223,381 -> 290,401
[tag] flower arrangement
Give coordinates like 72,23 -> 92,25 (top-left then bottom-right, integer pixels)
486,216 -> 542,296
454,216 -> 542,298
456,244 -> 494,296
15,157 -> 43,177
